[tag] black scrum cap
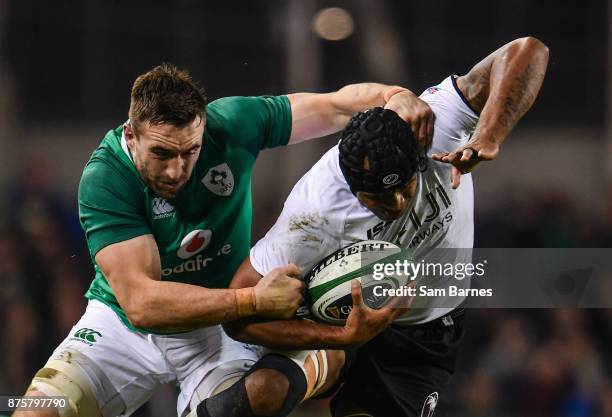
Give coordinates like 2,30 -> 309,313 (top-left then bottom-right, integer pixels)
338,107 -> 421,195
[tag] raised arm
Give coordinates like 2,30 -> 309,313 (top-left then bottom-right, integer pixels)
223,257 -> 401,350
433,36 -> 549,188
96,235 -> 304,331
288,83 -> 434,147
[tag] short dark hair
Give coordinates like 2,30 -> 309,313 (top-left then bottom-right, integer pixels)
129,63 -> 207,133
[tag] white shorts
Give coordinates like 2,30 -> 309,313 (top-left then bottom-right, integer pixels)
46,300 -> 263,417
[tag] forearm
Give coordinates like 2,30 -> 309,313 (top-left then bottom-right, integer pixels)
127,280 -> 249,331
474,37 -> 549,145
288,83 -> 413,143
98,237 -> 258,331
331,82 -> 402,117
224,317 -> 352,350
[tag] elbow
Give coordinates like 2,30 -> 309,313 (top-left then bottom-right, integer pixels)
223,321 -> 249,343
121,288 -> 157,329
124,299 -> 149,328
519,36 -> 550,62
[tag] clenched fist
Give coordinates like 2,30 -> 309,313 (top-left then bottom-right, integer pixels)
253,263 -> 305,319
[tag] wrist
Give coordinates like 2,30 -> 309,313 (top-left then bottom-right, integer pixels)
331,324 -> 358,347
235,287 -> 257,318
309,322 -> 353,349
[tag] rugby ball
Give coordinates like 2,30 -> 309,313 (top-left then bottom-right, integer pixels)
305,240 -> 408,324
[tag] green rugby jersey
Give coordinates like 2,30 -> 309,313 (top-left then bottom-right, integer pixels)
78,95 -> 291,333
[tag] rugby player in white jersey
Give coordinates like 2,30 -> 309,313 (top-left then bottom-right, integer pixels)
220,37 -> 549,417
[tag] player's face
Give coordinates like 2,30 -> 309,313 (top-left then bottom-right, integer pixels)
124,117 -> 204,200
357,175 -> 418,221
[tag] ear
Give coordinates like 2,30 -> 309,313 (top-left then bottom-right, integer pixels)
124,122 -> 136,146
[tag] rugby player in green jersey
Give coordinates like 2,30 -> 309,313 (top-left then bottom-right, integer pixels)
15,64 -> 433,417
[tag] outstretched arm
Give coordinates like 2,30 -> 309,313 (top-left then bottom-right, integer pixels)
96,235 -> 304,331
432,36 -> 549,188
288,83 -> 434,148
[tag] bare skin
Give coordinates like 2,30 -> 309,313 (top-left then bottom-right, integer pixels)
432,36 -> 549,188
289,84 -> 434,148
125,117 -> 204,200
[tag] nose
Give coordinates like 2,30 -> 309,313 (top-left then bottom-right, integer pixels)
165,157 -> 185,182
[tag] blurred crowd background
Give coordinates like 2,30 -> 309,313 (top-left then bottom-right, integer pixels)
0,1 -> 610,416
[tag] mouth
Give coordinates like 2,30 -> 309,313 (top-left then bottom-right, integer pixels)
159,180 -> 184,190
155,181 -> 185,197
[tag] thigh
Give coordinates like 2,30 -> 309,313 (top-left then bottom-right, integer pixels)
46,300 -> 173,417
332,313 -> 465,417
332,356 -> 451,417
168,326 -> 264,416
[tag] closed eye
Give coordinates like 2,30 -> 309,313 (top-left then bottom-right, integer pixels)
182,146 -> 200,157
151,149 -> 174,159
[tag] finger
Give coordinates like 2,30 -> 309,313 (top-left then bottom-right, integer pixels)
418,118 -> 428,145
383,288 -> 414,311
388,306 -> 409,320
410,120 -> 420,144
374,304 -> 408,325
351,280 -> 364,307
451,166 -> 461,189
460,148 -> 474,162
431,152 -> 448,161
427,112 -> 435,144
378,282 -> 416,317
278,263 -> 300,277
477,148 -> 497,161
446,151 -> 460,163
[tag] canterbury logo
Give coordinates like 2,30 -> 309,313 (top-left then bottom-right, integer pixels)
73,328 -> 102,343
152,197 -> 175,216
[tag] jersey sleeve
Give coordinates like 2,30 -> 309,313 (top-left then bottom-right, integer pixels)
250,207 -> 340,279
206,95 -> 292,156
250,149 -> 350,278
78,159 -> 151,257
420,75 -> 480,156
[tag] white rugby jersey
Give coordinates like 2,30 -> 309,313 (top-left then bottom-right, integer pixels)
251,75 -> 479,325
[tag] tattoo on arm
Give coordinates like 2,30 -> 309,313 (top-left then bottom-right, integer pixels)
466,66 -> 490,112
461,37 -> 548,128
498,63 -> 537,129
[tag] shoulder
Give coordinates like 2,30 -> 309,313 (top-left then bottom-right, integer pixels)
79,131 -> 144,208
289,145 -> 354,221
205,95 -> 292,152
420,76 -> 480,155
420,75 -> 479,119
250,145 -> 354,275
207,95 -> 290,118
